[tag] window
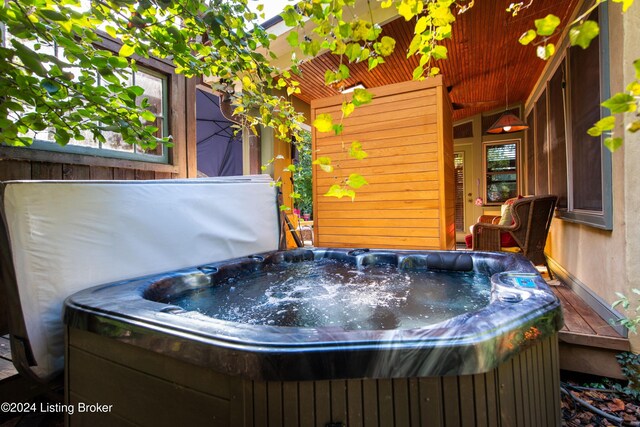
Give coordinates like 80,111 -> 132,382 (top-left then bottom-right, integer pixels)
525,111 -> 535,195
548,61 -> 568,209
2,29 -> 169,164
454,152 -> 465,232
568,24 -> 603,212
484,141 -> 520,205
534,92 -> 549,194
526,7 -> 612,229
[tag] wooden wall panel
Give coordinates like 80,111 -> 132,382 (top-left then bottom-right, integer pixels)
31,162 -> 63,180
68,327 -> 561,427
311,77 -> 455,250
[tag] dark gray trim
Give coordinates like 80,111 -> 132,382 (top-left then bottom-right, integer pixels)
0,145 -> 179,173
260,15 -> 283,30
555,209 -> 612,230
27,140 -> 168,164
598,3 -> 614,230
547,255 -> 627,336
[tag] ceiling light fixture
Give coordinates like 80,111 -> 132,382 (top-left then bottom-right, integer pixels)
486,37 -> 529,134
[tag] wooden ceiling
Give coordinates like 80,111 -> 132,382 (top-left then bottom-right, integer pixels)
292,0 -> 579,121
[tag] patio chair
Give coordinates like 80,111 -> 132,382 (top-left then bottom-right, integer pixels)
471,194 -> 558,277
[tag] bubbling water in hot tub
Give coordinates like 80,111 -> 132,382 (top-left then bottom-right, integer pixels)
167,258 -> 492,330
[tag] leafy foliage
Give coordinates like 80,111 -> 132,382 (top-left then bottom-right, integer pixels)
0,0 -> 305,150
1,0 -> 638,204
610,289 -> 640,400
292,131 -> 313,217
612,288 -> 640,334
612,352 -> 640,400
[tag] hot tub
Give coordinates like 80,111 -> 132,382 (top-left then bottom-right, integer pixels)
64,248 -> 562,426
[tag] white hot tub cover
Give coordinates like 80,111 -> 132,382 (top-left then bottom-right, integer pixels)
0,176 -> 279,380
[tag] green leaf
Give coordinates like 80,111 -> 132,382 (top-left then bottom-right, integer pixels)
108,56 -> 129,68
286,164 -> 297,172
345,43 -> 362,62
628,120 -> 640,133
432,45 -> 447,60
415,16 -> 428,34
41,80 -> 60,95
337,64 -> 350,80
569,20 -> 599,49
141,110 -> 156,122
280,7 -> 299,27
341,101 -> 355,118
279,204 -> 291,211
612,0 -> 634,12
332,124 -> 344,135
324,70 -> 337,85
129,85 -> 145,96
587,116 -> 616,137
11,40 -> 47,76
352,88 -> 373,106
40,9 -> 68,21
324,184 -> 356,201
627,81 -> 640,96
119,44 -> 135,57
349,141 -> 368,160
313,113 -> 334,132
602,93 -> 636,113
312,157 -> 334,173
338,22 -> 352,39
534,14 -> 561,36
376,36 -> 396,57
286,31 -> 299,48
604,137 -> 623,152
536,43 -> 555,60
634,59 -> 640,80
359,47 -> 370,62
408,34 -> 422,56
398,0 -> 423,21
519,29 -> 537,45
368,57 -> 381,70
346,173 -> 368,189
412,65 -> 424,80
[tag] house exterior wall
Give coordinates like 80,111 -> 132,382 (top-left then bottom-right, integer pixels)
544,6 -> 640,351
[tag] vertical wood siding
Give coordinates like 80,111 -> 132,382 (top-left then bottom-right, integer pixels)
67,327 -> 560,426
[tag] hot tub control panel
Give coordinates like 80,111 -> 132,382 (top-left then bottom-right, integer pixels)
491,272 -> 547,303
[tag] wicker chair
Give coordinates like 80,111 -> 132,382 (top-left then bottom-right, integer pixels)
471,195 -> 558,276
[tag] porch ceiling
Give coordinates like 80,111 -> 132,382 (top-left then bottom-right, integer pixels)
291,0 -> 579,121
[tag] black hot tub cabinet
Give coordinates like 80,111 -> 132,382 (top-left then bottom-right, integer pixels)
64,249 -> 563,427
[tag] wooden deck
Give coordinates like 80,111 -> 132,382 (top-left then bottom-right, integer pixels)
548,280 -> 631,379
0,335 -> 16,381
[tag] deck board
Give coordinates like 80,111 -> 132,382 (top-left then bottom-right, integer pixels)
0,335 -> 11,360
549,283 -> 629,350
0,335 -> 16,381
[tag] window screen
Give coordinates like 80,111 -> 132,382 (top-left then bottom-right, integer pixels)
548,62 -> 568,209
569,16 -> 603,212
485,142 -> 518,204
